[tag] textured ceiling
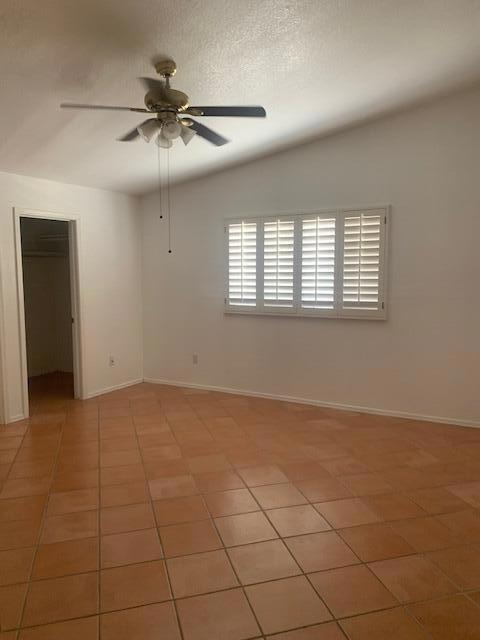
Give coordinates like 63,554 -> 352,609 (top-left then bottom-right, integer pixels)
1,0 -> 480,195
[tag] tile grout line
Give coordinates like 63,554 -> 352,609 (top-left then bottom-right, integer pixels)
187,396 -> 344,638
96,403 -> 101,640
4,494 -> 480,627
133,390 -> 480,636
2,383 -> 480,638
185,394 -> 480,639
16,411 -> 67,634
2,489 -> 475,553
287,463 -> 479,638
187,395 -> 270,640
7,501 -> 474,551
163,399 -> 267,639
189,397 -> 365,640
131,406 -> 186,640
312,506 -> 438,639
16,591 -> 480,638
0,428 -> 29,496
11,567 -> 479,627
172,396 -> 268,636
0,415 -> 33,640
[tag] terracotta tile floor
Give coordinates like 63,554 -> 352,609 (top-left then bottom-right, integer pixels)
1,374 -> 480,638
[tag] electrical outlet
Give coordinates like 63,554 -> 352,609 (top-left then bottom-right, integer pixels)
192,354 -> 198,365
109,356 -> 116,367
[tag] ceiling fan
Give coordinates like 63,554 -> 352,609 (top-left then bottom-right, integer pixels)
60,59 -> 266,148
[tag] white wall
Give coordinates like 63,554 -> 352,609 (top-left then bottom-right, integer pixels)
141,86 -> 480,425
22,256 -> 73,377
0,172 -> 143,422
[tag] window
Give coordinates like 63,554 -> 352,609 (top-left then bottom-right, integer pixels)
225,207 -> 388,319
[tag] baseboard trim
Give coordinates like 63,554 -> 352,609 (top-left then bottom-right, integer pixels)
143,377 -> 479,429
5,413 -> 27,424
83,378 -> 144,400
3,379 -> 144,423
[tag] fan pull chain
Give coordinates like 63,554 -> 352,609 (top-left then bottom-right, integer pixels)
157,143 -> 163,220
157,144 -> 172,254
166,147 -> 172,254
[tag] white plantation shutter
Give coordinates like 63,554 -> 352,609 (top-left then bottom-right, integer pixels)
263,219 -> 294,308
301,215 -> 336,310
341,210 -> 385,313
225,207 -> 388,318
227,221 -> 257,307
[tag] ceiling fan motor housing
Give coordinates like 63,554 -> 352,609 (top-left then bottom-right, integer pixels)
144,88 -> 189,112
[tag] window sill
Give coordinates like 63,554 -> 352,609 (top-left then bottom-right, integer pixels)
224,308 -> 387,321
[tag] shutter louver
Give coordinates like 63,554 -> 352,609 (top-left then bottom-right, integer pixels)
301,216 -> 336,310
263,219 -> 294,308
342,211 -> 382,310
227,221 -> 257,307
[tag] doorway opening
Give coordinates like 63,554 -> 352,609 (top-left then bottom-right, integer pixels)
16,211 -> 83,417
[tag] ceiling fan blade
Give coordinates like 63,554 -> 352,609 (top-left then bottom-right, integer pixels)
117,127 -> 141,142
61,103 -> 148,113
189,120 -> 229,146
138,77 -> 167,94
187,106 -> 266,118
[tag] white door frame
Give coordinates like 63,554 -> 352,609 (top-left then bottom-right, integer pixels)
13,207 -> 85,418
0,260 -> 8,424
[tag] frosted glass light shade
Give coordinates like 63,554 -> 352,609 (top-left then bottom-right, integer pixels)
137,119 -> 160,142
156,134 -> 173,148
162,120 -> 182,140
180,124 -> 196,145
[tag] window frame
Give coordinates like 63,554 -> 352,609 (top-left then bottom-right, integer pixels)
224,206 -> 389,320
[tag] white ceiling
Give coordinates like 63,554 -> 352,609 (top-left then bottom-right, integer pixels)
1,0 -> 480,195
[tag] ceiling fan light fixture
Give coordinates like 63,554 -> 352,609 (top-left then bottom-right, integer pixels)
137,119 -> 160,142
180,123 -> 196,146
61,58 -> 266,148
156,134 -> 173,149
